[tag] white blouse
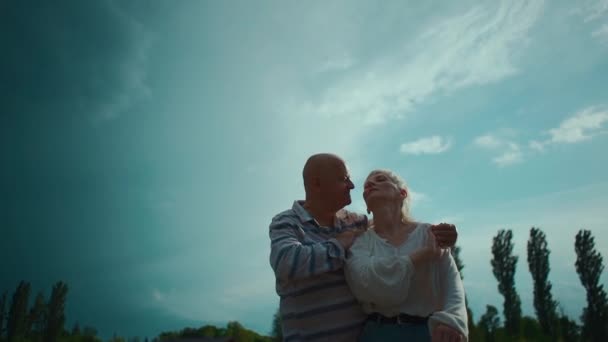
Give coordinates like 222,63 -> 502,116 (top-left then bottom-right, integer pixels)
345,223 -> 468,340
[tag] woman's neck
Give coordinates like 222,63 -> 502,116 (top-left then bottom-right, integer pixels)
371,203 -> 404,236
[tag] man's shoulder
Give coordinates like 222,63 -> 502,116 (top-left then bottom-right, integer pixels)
270,208 -> 302,228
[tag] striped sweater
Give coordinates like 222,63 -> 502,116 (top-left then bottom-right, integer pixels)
269,201 -> 369,341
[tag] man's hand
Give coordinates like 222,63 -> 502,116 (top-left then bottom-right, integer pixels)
431,323 -> 464,342
335,229 -> 364,250
430,223 -> 458,248
337,210 -> 369,229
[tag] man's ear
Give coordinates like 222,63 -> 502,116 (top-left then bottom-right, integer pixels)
401,188 -> 408,199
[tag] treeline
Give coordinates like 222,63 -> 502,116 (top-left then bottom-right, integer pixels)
458,228 -> 607,342
0,281 -> 271,342
156,322 -> 272,341
0,281 -> 93,342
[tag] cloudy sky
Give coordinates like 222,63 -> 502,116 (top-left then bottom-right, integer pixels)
1,0 -> 607,339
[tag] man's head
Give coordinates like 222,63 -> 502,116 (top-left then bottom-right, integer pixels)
302,153 -> 354,212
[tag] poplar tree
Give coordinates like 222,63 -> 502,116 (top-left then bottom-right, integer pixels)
6,281 -> 31,341
527,227 -> 558,337
491,229 -> 521,336
575,230 -> 608,341
44,281 -> 68,342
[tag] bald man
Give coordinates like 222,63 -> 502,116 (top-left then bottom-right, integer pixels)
269,154 -> 457,341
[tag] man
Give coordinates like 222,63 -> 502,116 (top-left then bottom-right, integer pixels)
269,153 -> 457,341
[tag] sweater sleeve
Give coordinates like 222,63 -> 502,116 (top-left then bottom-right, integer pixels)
428,250 -> 469,340
269,219 -> 345,282
345,232 -> 416,308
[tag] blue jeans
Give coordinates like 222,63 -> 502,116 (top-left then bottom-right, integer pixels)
359,320 -> 431,342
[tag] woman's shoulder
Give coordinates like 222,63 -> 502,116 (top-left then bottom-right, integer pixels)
351,227 -> 378,247
413,221 -> 432,232
359,227 -> 376,241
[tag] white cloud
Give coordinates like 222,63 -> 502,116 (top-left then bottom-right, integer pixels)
548,107 -> 608,143
575,0 -> 608,43
400,136 -> 452,155
409,189 -> 429,203
473,133 -> 523,166
152,289 -> 165,302
529,140 -> 545,152
294,0 -> 545,125
260,1 -> 546,188
581,0 -> 608,22
592,24 -> 608,42
477,107 -> 608,165
474,134 -> 503,149
492,144 -> 523,167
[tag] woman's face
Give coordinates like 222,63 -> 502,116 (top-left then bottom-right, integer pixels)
362,171 -> 404,206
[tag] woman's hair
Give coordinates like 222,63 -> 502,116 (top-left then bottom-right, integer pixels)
366,169 -> 412,222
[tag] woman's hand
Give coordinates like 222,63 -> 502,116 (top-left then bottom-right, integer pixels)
431,323 -> 464,342
410,227 -> 448,265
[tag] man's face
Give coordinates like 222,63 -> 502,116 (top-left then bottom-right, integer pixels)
319,160 -> 354,211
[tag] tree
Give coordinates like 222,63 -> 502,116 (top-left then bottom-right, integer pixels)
109,334 -> 126,342
575,229 -> 608,341
527,227 -> 558,337
520,316 -> 543,341
491,229 -> 522,336
71,321 -> 81,336
6,281 -> 31,342
44,281 -> 68,342
478,305 -> 500,342
270,308 -> 282,341
0,291 -> 7,338
28,291 -> 47,342
81,326 -> 101,342
558,307 -> 580,342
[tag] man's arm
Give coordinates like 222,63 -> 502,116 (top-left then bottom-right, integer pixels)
269,219 -> 359,282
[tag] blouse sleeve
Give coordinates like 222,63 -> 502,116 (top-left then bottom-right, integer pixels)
428,250 -> 469,340
345,232 -> 416,308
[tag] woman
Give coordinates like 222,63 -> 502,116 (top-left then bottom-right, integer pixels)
345,169 -> 468,341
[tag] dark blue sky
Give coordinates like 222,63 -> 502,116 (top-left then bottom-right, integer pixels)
1,1 -> 228,339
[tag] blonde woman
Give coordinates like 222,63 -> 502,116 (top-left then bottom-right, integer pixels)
345,169 -> 468,341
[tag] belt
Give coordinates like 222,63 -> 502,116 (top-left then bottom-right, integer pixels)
367,312 -> 429,325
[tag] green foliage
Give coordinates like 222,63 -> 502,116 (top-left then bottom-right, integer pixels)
520,315 -> 547,341
557,311 -> 580,342
479,305 -> 500,342
28,291 -> 47,342
527,227 -> 558,337
108,335 -> 127,342
0,291 -> 7,337
270,308 -> 282,341
44,282 -> 68,342
491,229 -> 522,336
7,281 -> 31,342
158,322 -> 272,342
575,229 -> 608,342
